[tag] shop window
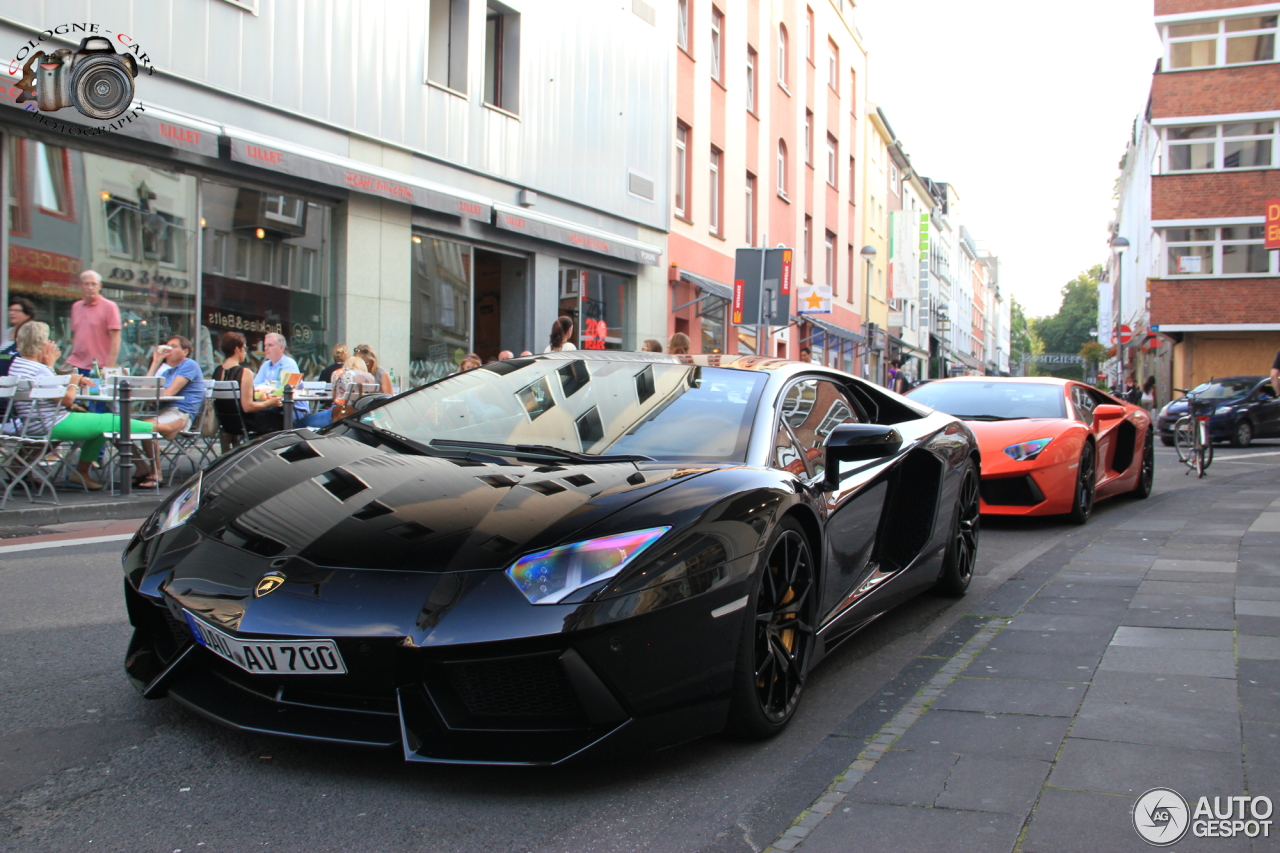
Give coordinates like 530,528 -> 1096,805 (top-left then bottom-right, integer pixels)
208,231 -> 227,274
105,199 -> 136,257
563,266 -> 627,351
142,211 -> 187,269
484,0 -> 520,114
280,244 -> 296,287
234,235 -> 250,278
6,137 -> 29,237
428,0 -> 469,91
411,235 -> 472,384
301,248 -> 317,292
701,299 -> 727,354
35,142 -> 74,221
257,240 -> 275,284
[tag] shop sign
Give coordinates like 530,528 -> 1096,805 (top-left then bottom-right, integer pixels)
204,310 -> 284,336
493,205 -> 662,266
8,245 -> 81,284
107,265 -> 190,291
1267,199 -> 1280,250
582,318 -> 609,350
228,136 -> 492,222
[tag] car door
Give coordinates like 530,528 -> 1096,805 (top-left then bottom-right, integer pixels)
1249,381 -> 1280,437
774,377 -> 892,624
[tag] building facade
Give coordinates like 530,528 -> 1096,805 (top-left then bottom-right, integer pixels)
0,0 -> 670,381
666,0 -> 870,370
1117,0 -> 1280,391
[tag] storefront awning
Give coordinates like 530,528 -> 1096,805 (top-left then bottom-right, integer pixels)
890,336 -> 929,358
678,269 -> 733,301
798,314 -> 864,344
493,204 -> 662,266
225,127 -> 492,221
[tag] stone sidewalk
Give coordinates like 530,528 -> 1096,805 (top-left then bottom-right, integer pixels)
768,468 -> 1280,853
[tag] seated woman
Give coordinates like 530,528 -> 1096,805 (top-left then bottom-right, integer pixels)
211,331 -> 283,453
298,356 -> 376,429
7,322 -> 153,492
353,344 -> 394,395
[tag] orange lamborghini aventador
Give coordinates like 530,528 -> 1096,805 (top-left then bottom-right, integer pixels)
907,377 -> 1153,523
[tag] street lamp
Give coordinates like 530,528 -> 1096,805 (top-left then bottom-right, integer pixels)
860,245 -> 877,379
1111,236 -> 1130,390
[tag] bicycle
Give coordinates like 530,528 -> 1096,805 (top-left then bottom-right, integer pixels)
1171,388 -> 1214,477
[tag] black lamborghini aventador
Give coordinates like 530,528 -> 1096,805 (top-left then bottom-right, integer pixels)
122,352 -> 980,765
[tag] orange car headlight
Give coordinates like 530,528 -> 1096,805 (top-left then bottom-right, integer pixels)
1003,438 -> 1053,462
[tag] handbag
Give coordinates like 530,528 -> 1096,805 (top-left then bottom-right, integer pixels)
199,399 -> 219,438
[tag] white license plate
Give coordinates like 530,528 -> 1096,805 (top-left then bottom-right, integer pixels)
184,610 -> 348,675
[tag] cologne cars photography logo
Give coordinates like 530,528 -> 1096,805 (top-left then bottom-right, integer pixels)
8,23 -> 152,133
1133,788 -> 1189,846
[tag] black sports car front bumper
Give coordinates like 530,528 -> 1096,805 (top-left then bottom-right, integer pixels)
123,531 -> 754,765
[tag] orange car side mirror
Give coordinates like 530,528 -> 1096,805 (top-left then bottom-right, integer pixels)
1093,404 -> 1126,422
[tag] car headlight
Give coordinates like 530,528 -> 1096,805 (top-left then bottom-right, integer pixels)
1216,406 -> 1235,415
1003,438 -> 1053,462
506,526 -> 670,605
143,474 -> 201,539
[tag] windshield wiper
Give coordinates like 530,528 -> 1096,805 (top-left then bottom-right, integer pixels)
956,414 -> 1031,421
343,418 -> 438,456
430,439 -> 653,464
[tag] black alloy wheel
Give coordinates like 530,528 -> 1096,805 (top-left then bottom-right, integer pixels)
1130,430 -> 1155,499
727,518 -> 816,738
936,461 -> 979,596
1232,420 -> 1254,448
1067,441 -> 1096,525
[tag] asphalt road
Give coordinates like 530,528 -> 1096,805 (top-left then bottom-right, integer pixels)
2,442 -> 1276,853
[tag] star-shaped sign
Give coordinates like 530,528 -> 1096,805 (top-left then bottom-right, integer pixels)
804,292 -> 825,310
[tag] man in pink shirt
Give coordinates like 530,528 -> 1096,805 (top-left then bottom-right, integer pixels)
67,269 -> 122,373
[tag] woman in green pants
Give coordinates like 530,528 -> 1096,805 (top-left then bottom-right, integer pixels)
9,322 -> 152,491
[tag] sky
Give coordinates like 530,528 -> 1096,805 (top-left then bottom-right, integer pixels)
855,0 -> 1162,319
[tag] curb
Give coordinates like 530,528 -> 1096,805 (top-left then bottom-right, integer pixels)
0,494 -> 165,527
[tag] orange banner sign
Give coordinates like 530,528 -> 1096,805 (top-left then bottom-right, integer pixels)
1267,199 -> 1280,250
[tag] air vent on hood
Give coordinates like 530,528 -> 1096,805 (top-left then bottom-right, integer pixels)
478,475 -> 520,489
562,474 -> 595,487
278,441 -> 322,463
481,535 -> 518,554
522,480 -> 567,496
388,521 -> 435,540
313,467 -> 370,502
353,500 -> 395,520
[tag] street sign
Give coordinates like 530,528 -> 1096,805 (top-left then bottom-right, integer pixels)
1268,198 -> 1280,250
1118,324 -> 1132,344
733,247 -> 794,326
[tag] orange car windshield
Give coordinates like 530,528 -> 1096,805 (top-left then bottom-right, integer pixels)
907,382 -> 1067,420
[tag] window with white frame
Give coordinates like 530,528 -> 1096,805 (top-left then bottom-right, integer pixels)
746,47 -> 757,112
804,110 -> 813,165
826,134 -> 838,186
745,172 -> 756,245
1164,225 -> 1273,275
825,231 -> 835,292
827,40 -> 838,91
777,139 -> 788,197
804,215 -> 813,281
709,147 -> 722,235
1165,14 -> 1276,69
805,6 -> 814,61
778,24 -> 789,88
675,123 -> 690,217
1165,121 -> 1275,171
677,0 -> 689,52
711,7 -> 723,82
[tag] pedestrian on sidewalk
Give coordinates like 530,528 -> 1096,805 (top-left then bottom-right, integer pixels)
545,316 -> 577,353
668,332 -> 691,355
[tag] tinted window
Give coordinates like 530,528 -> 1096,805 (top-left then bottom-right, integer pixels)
907,381 -> 1066,420
1189,379 -> 1258,399
360,360 -> 767,462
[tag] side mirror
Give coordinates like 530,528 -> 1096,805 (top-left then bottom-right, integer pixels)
824,424 -> 902,489
1093,404 -> 1126,422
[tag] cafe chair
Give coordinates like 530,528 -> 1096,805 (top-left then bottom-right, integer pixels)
210,380 -> 254,450
0,377 -> 67,508
160,388 -> 214,486
100,375 -> 164,495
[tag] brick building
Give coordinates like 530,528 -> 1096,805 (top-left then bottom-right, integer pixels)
1113,1 -> 1280,392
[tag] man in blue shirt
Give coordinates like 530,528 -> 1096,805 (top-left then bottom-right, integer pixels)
257,332 -> 308,422
132,335 -> 206,488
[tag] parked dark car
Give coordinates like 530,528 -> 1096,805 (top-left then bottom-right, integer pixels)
122,353 -> 980,765
1155,375 -> 1280,447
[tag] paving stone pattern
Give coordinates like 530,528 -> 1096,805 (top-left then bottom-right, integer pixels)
769,472 -> 1280,853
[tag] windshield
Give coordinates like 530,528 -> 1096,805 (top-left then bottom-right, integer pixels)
1187,379 -> 1257,399
906,381 -> 1066,420
356,358 -> 767,462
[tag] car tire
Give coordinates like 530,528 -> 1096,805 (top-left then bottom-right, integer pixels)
935,460 -> 979,597
1231,420 -> 1254,448
1160,434 -> 1175,447
1067,441 -> 1096,525
726,517 -> 817,740
1130,429 -> 1154,499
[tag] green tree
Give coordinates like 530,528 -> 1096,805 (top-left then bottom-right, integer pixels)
1009,297 -> 1033,373
1030,265 -> 1101,380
